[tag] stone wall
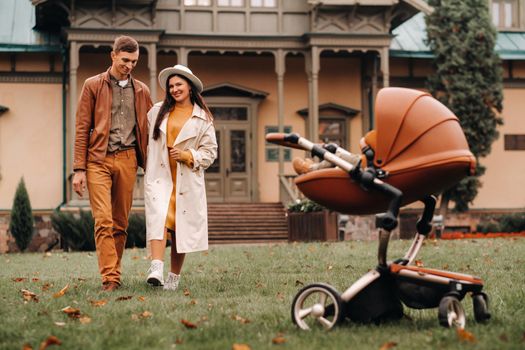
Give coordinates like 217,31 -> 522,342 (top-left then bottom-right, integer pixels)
0,212 -> 60,253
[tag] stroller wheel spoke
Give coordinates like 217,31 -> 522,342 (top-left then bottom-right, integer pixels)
298,307 -> 313,320
319,293 -> 327,306
318,316 -> 334,329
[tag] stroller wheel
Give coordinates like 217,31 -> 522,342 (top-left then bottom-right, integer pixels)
291,283 -> 343,331
472,293 -> 491,323
438,295 -> 466,329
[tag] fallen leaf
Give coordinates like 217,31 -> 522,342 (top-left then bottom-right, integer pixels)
232,344 -> 251,350
308,246 -> 316,253
272,335 -> 286,344
137,296 -> 146,302
53,284 -> 69,298
175,337 -> 184,344
32,278 -> 40,282
327,265 -> 333,270
276,292 -> 285,301
442,264 -> 449,270
181,319 -> 197,329
43,252 -> 52,258
41,283 -> 52,291
54,322 -> 66,327
231,315 -> 250,324
79,316 -> 92,324
22,344 -> 32,350
38,335 -> 61,349
183,288 -> 191,296
116,295 -> 133,301
415,260 -> 423,267
132,311 -> 153,321
379,341 -> 397,350
295,280 -> 303,286
90,299 -> 108,307
457,328 -> 476,343
61,306 -> 81,318
255,282 -> 264,289
132,256 -> 140,260
21,289 -> 39,303
77,277 -> 87,282
189,299 -> 198,305
13,277 -> 27,282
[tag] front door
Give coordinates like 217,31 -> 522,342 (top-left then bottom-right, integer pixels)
205,106 -> 252,202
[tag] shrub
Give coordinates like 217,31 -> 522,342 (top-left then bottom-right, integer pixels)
126,213 -> 146,248
476,212 -> 525,233
51,209 -> 95,251
9,178 -> 34,251
288,199 -> 325,213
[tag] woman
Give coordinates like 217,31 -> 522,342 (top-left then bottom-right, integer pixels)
144,64 -> 217,290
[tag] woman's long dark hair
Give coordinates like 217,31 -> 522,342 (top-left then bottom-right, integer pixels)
152,73 -> 213,140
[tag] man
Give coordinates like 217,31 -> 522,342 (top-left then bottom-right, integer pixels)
72,36 -> 153,291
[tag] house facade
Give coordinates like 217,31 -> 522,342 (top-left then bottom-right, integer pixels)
0,0 -> 524,226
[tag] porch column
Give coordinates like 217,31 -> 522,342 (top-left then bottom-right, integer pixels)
305,47 -> 320,142
147,43 -> 157,101
380,46 -> 390,88
69,41 -> 80,174
177,47 -> 188,66
275,48 -> 286,175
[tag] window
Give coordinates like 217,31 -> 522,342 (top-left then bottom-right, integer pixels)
265,125 -> 292,162
184,0 -> 211,6
504,134 -> 525,150
492,0 -> 519,28
251,0 -> 276,7
218,0 -> 244,6
318,118 -> 347,149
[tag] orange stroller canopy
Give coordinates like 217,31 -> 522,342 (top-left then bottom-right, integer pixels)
295,87 -> 476,214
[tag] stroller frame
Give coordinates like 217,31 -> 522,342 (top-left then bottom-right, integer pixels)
267,133 -> 490,330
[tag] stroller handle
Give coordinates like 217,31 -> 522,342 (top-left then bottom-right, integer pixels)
265,133 -> 357,173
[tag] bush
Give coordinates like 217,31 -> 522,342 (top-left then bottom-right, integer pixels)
476,212 -> 525,233
51,209 -> 95,251
51,210 -> 146,251
126,213 -> 146,248
287,199 -> 325,213
9,178 -> 34,251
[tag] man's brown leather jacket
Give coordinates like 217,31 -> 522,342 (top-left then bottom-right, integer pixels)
73,68 -> 153,171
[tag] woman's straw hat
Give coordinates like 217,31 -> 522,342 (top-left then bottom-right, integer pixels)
158,64 -> 203,93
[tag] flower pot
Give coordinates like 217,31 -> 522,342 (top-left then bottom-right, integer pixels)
287,210 -> 338,242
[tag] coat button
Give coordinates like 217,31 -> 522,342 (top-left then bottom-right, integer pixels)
161,163 -> 165,167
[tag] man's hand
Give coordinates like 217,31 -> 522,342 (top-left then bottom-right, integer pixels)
72,170 -> 87,197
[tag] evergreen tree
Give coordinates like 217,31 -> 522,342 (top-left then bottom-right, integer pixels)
9,178 -> 34,251
425,0 -> 503,212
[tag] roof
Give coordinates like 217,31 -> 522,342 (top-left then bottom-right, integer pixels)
0,0 -> 60,52
390,12 -> 525,60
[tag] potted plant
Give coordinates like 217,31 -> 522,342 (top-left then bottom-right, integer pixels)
287,199 -> 338,242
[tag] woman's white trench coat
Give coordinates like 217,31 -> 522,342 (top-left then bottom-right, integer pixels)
144,102 -> 217,253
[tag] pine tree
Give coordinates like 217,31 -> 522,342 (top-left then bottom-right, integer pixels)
9,178 -> 34,251
425,0 -> 503,212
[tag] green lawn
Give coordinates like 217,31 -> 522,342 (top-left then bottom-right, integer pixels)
1,238 -> 524,350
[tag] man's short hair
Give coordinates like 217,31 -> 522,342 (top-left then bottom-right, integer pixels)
113,36 -> 139,54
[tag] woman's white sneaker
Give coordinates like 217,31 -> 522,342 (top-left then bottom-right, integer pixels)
163,272 -> 180,291
146,260 -> 164,286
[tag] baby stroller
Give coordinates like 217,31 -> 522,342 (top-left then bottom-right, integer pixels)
266,87 -> 490,330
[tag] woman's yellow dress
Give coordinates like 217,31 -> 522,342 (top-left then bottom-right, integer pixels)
165,104 -> 194,231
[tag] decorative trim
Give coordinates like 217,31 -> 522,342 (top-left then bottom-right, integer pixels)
0,72 -> 62,84
64,28 -> 164,44
297,102 -> 360,117
160,34 -> 304,51
203,82 -> 269,98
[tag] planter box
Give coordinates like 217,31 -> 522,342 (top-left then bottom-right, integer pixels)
287,210 -> 338,242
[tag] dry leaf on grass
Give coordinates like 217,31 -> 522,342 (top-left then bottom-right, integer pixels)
38,335 -> 61,350
181,319 -> 197,329
183,288 -> 191,296
137,296 -> 146,302
116,295 -> 133,301
132,311 -> 153,321
232,344 -> 251,350
41,283 -> 52,291
77,277 -> 87,282
231,315 -> 250,324
53,284 -> 69,298
90,299 -> 108,307
415,260 -> 423,267
272,334 -> 286,344
457,328 -> 476,343
379,341 -> 397,350
295,280 -> 304,286
327,265 -> 333,271
189,299 -> 198,305
13,277 -> 27,282
22,343 -> 32,350
276,292 -> 285,301
79,316 -> 92,324
54,322 -> 66,327
21,289 -> 39,303
61,306 -> 81,318
32,278 -> 40,282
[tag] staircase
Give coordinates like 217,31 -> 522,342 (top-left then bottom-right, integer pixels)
208,203 -> 288,244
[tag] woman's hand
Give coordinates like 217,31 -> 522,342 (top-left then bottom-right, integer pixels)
169,148 -> 184,162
